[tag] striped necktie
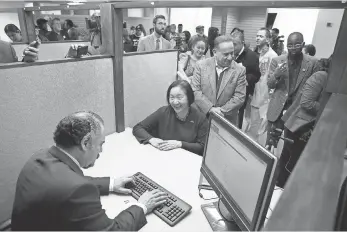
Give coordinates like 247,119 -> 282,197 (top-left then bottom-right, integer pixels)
156,39 -> 160,50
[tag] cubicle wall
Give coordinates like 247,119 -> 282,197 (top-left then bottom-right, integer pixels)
12,41 -> 90,61
123,50 -> 178,127
0,56 -> 115,222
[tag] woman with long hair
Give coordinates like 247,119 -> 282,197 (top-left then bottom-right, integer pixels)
138,24 -> 146,37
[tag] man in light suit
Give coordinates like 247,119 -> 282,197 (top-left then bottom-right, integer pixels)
12,111 -> 168,231
265,32 -> 320,188
137,15 -> 172,52
191,35 -> 247,125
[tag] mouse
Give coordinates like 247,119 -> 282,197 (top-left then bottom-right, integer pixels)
125,181 -> 136,189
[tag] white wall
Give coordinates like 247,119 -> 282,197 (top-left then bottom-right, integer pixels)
268,8 -> 319,45
0,12 -> 20,42
312,9 -> 344,59
170,8 -> 212,35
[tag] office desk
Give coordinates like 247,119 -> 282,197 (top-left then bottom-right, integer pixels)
84,128 -> 283,231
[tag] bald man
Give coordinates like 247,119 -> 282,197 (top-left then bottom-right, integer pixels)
266,32 -> 320,188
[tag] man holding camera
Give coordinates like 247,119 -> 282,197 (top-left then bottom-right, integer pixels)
270,28 -> 284,56
266,32 -> 320,188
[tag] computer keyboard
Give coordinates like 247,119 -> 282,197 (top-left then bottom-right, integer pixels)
129,172 -> 192,227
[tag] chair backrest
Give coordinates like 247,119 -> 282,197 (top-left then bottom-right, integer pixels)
0,219 -> 11,231
335,175 -> 347,230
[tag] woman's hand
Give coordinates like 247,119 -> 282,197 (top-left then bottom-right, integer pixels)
158,140 -> 182,151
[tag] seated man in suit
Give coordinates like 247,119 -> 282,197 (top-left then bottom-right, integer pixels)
137,15 -> 172,52
0,40 -> 39,63
265,32 -> 320,188
191,35 -> 247,125
11,111 -> 168,231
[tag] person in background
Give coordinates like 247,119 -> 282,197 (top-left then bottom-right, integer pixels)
178,30 -> 190,53
247,28 -> 277,145
177,36 -> 206,83
0,40 -> 39,63
61,19 -> 71,40
270,28 -> 284,56
133,80 -> 208,155
266,32 -> 320,188
36,18 -> 50,42
4,24 -> 22,42
130,25 -> 143,52
231,27 -> 244,35
123,28 -> 133,53
230,30 -> 261,131
191,35 -> 247,126
12,111 -> 168,230
164,26 -> 176,49
149,28 -> 154,34
130,26 -> 136,35
170,24 -> 180,48
177,24 -> 184,35
277,56 -> 331,188
89,12 -> 102,48
189,25 -> 208,50
138,24 -> 146,37
303,44 -> 316,56
206,27 -> 219,57
44,15 -> 53,32
48,18 -> 64,41
137,15 -> 171,52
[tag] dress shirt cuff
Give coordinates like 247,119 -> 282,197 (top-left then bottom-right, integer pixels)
130,202 -> 148,215
109,177 -> 115,192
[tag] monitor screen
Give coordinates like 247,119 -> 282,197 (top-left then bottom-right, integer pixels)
201,113 -> 278,231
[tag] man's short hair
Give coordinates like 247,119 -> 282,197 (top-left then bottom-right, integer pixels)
167,80 -> 195,106
231,27 -> 244,34
304,44 -> 316,56
288,32 -> 304,42
53,111 -> 104,148
178,24 -> 183,27
4,24 -> 20,34
52,18 -> 60,23
272,28 -> 279,34
214,35 -> 233,50
153,15 -> 165,24
259,27 -> 271,39
170,24 -> 176,28
230,31 -> 245,43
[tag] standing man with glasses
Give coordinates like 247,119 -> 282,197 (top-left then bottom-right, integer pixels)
191,35 -> 247,125
137,15 -> 171,52
265,32 -> 320,189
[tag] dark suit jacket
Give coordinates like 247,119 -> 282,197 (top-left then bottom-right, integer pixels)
11,146 -> 147,231
235,47 -> 261,96
266,54 -> 320,122
283,70 -> 328,132
0,40 -> 18,63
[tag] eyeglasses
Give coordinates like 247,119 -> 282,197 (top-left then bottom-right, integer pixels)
287,43 -> 303,49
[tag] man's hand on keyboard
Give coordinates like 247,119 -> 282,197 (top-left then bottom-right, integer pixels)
112,176 -> 134,194
158,140 -> 182,151
138,189 -> 168,214
149,138 -> 164,149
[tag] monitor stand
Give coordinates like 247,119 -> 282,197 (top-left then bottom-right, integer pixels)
201,201 -> 241,231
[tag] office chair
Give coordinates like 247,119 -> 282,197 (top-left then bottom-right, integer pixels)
0,219 -> 11,231
334,176 -> 347,230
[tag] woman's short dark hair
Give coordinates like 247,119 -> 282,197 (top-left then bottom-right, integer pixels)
4,24 -> 20,34
208,27 -> 219,49
166,80 -> 195,106
190,36 -> 206,50
65,19 -> 74,28
319,55 -> 332,72
304,44 -> 316,56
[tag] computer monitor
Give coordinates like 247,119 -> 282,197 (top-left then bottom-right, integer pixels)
200,112 -> 279,231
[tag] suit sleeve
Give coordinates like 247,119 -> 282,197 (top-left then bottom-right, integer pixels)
245,54 -> 261,88
300,72 -> 326,115
132,108 -> 162,144
10,44 -> 18,62
267,58 -> 280,89
85,176 -> 110,196
191,62 -> 214,115
62,183 -> 147,231
220,67 -> 247,113
137,38 -> 145,52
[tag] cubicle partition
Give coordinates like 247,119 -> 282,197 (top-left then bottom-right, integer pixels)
0,55 -> 115,221
123,50 -> 178,127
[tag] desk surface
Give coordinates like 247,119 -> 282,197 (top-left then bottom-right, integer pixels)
84,128 -> 282,231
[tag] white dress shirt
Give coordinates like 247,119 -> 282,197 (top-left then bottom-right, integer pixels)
235,46 -> 245,60
55,146 -> 147,214
215,59 -> 229,79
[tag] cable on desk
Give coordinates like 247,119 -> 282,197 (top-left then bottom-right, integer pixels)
198,188 -> 219,200
217,198 -> 235,223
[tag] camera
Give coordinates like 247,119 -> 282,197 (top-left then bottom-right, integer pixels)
85,18 -> 99,30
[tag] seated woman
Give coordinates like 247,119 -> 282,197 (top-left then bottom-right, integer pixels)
177,36 -> 206,84
4,24 -> 22,42
132,80 -> 209,155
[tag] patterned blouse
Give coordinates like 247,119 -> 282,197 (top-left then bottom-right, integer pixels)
179,51 -> 205,78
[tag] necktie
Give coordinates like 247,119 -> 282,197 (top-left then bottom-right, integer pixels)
156,39 -> 160,50
216,69 -> 225,96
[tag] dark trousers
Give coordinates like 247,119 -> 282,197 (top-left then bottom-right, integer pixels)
238,93 -> 249,129
276,128 -> 308,188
